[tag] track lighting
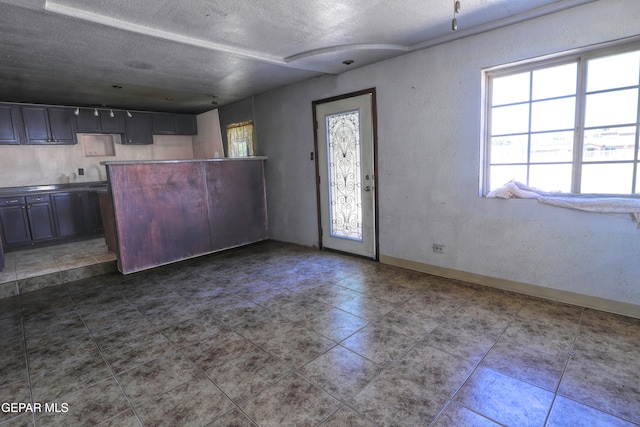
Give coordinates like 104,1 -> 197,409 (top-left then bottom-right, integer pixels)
94,108 -> 99,117
109,109 -> 115,118
126,110 -> 132,118
74,107 -> 80,116
452,0 -> 461,31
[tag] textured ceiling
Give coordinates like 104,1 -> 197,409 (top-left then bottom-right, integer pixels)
0,0 -> 596,113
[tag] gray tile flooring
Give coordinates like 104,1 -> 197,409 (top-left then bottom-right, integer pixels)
0,239 -> 116,298
1,241 -> 639,426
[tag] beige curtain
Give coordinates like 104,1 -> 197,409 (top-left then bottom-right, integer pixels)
227,121 -> 256,157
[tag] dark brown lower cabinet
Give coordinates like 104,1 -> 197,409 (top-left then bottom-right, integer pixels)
0,195 -> 56,247
0,202 -> 31,246
51,192 -> 88,237
25,195 -> 56,240
0,189 -> 105,251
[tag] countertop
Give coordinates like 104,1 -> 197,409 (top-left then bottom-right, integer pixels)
0,181 -> 108,197
100,156 -> 267,165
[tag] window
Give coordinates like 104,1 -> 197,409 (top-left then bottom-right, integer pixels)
227,121 -> 256,158
483,44 -> 640,196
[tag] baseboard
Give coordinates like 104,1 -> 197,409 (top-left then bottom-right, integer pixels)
380,255 -> 640,320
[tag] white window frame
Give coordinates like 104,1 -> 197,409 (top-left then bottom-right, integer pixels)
481,39 -> 640,197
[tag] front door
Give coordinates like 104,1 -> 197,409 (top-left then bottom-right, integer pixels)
314,90 -> 377,259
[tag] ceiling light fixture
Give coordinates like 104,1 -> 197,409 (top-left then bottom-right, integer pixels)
126,110 -> 133,118
74,107 -> 80,116
109,109 -> 115,118
452,0 -> 461,31
94,108 -> 99,117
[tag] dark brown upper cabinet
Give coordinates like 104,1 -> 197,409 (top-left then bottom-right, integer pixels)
124,112 -> 154,144
21,106 -> 77,145
0,103 -> 23,145
76,108 -> 125,134
152,113 -> 198,135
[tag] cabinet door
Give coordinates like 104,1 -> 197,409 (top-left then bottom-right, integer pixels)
152,113 -> 198,135
21,106 -> 51,144
26,204 -> 56,240
75,108 -> 102,133
52,192 -> 87,236
0,205 -> 31,245
0,104 -> 22,144
100,110 -> 125,133
47,107 -> 77,144
25,195 -> 56,240
124,112 -> 154,144
88,192 -> 104,234
175,114 -> 197,135
152,113 -> 176,134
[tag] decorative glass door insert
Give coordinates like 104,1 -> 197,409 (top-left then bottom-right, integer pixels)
315,92 -> 376,259
326,110 -> 363,241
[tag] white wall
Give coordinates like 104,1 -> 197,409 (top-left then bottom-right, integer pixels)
253,0 -> 640,310
0,134 -> 194,187
193,109 -> 224,159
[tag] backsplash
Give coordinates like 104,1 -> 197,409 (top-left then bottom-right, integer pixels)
0,134 -> 194,187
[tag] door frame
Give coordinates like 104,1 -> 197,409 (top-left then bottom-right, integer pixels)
312,88 -> 379,261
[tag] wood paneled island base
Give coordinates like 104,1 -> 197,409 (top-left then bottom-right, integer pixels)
101,157 -> 268,274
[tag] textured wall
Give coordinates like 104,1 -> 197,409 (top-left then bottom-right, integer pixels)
253,0 -> 640,307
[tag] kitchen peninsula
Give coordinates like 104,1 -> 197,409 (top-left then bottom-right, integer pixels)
100,157 -> 268,274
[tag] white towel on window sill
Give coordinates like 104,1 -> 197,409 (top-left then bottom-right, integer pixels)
487,180 -> 640,224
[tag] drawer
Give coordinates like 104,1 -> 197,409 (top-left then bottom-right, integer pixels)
0,196 -> 25,206
26,194 -> 50,203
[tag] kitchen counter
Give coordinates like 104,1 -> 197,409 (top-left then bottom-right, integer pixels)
0,181 -> 108,196
101,158 -> 268,274
100,156 -> 267,166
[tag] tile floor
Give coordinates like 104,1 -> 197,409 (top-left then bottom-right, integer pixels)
0,239 -> 116,298
1,241 -> 639,426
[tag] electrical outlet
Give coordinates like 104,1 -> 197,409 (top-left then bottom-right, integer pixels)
78,168 -> 84,176
432,244 -> 445,253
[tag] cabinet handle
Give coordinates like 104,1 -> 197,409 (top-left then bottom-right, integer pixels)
21,206 -> 26,209
8,199 -> 19,203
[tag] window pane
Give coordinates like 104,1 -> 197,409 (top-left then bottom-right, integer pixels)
489,165 -> 527,191
584,89 -> 638,127
532,63 -> 577,100
490,135 -> 528,164
587,51 -> 640,92
530,131 -> 574,163
529,164 -> 572,192
492,72 -> 530,106
491,104 -> 529,135
531,97 -> 575,132
581,163 -> 633,194
583,126 -> 637,162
